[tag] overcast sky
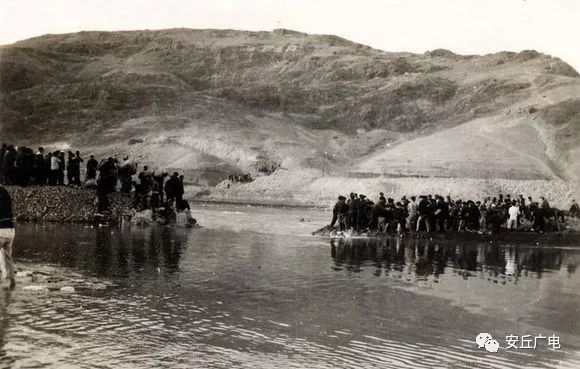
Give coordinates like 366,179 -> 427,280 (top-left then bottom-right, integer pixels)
1,0 -> 578,71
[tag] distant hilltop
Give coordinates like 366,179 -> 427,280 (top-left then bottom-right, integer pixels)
1,28 -> 579,186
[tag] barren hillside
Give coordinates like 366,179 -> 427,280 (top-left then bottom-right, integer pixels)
1,28 -> 579,205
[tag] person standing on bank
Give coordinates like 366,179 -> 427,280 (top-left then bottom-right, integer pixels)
86,155 -> 98,181
0,185 -> 15,288
67,151 -> 76,185
57,151 -> 66,186
50,151 -> 60,186
73,151 -> 83,186
178,174 -> 185,205
34,147 -> 46,186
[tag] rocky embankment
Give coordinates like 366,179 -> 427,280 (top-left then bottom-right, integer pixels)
6,186 -> 133,223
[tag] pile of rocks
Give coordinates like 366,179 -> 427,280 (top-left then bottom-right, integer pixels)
6,186 -> 133,223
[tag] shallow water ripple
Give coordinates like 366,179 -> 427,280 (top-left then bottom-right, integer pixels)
1,206 -> 579,368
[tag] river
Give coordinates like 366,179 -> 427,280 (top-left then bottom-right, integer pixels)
1,204 -> 580,368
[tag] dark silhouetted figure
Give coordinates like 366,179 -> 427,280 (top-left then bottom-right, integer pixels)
164,172 -> 182,207
86,155 -> 98,181
0,144 -> 6,184
532,203 -> 545,233
96,157 -> 117,212
570,200 -> 579,219
3,146 -> 16,185
50,152 -> 61,185
178,175 -> 185,205
416,196 -> 431,232
137,166 -> 154,208
357,195 -> 372,230
118,157 -> 136,194
67,151 -> 76,185
434,197 -> 449,232
176,198 -> 191,211
72,151 -> 83,186
57,151 -> 66,186
369,198 -> 387,231
34,147 -> 45,185
154,172 -> 168,203
347,193 -> 359,230
150,180 -> 161,209
330,195 -> 348,230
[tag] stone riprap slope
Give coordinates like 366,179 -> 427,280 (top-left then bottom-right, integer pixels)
6,186 -> 132,223
1,28 -> 579,204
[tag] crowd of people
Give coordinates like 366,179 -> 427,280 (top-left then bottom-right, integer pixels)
330,192 -> 580,234
0,144 -> 86,187
0,143 -> 191,217
228,174 -> 253,183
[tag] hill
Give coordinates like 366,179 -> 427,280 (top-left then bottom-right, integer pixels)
1,28 -> 579,206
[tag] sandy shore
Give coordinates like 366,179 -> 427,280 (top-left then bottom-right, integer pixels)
198,171 -> 580,209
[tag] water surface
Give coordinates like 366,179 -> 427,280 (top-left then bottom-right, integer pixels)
1,204 -> 580,368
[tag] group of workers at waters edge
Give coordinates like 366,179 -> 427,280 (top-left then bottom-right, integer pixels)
94,156 -> 186,212
0,144 -> 86,187
331,192 -> 580,234
0,143 -> 189,215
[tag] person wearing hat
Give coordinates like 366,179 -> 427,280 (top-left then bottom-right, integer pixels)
0,185 -> 15,288
330,195 -> 348,230
357,194 -> 370,230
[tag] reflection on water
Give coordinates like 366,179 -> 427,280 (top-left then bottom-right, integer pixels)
330,237 -> 580,339
331,237 -> 578,282
1,206 -> 580,369
14,223 -> 189,283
